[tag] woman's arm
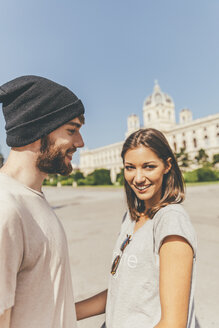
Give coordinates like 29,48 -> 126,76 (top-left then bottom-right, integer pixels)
75,289 -> 107,320
154,235 -> 194,328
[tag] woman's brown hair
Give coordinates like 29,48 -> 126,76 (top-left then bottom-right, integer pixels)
121,128 -> 185,221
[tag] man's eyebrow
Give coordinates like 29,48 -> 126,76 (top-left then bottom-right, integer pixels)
65,122 -> 81,128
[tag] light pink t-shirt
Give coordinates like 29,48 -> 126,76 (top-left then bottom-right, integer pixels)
0,173 -> 77,328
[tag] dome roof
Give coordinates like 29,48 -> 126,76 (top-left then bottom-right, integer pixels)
144,81 -> 174,107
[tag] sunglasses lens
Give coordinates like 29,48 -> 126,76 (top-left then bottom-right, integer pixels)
120,235 -> 131,251
111,255 -> 121,275
111,235 -> 132,275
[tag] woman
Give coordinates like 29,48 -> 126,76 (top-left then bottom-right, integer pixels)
76,128 -> 197,328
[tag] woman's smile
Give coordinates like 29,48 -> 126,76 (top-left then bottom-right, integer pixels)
133,183 -> 152,192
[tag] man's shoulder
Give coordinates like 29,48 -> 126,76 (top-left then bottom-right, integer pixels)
0,174 -> 24,202
0,185 -> 21,223
0,182 -> 17,202
0,201 -> 22,231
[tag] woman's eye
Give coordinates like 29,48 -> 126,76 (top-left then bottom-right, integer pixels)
125,166 -> 134,170
144,165 -> 156,169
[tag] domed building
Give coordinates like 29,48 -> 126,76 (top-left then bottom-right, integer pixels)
142,81 -> 176,131
80,82 -> 219,182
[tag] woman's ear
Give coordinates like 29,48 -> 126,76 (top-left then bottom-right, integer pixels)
164,157 -> 172,174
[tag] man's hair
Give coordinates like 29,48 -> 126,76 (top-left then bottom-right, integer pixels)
78,113 -> 85,125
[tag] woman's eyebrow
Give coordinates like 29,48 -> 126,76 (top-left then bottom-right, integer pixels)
124,161 -> 157,165
143,161 -> 157,164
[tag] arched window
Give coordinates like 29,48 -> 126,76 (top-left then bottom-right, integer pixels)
183,140 -> 186,149
148,113 -> 151,121
168,111 -> 171,119
173,142 -> 177,152
157,111 -> 159,118
217,133 -> 219,145
193,138 -> 197,148
204,135 -> 209,146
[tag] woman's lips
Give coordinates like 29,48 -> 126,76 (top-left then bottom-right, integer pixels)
134,184 -> 152,192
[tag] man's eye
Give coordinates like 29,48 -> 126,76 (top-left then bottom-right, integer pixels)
67,129 -> 75,135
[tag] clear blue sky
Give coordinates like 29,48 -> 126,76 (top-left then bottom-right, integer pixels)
0,0 -> 219,163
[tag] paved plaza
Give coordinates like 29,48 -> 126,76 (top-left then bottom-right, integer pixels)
43,184 -> 219,328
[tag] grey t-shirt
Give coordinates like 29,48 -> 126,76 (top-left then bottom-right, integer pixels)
105,204 -> 197,328
0,173 -> 77,328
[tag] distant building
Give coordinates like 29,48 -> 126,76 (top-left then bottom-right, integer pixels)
80,82 -> 219,182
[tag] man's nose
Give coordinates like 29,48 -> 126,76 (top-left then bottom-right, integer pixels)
74,132 -> 84,148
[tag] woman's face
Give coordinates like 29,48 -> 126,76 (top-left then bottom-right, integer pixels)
124,145 -> 171,208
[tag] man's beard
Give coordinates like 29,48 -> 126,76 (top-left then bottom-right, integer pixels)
36,135 -> 75,176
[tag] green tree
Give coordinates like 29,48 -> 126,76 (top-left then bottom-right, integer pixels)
88,169 -> 112,185
116,169 -> 124,185
85,175 -> 96,185
196,167 -> 218,182
175,147 -> 190,169
195,148 -> 209,165
72,170 -> 84,182
212,153 -> 219,165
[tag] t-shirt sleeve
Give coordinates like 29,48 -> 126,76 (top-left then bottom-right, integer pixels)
0,202 -> 24,315
154,208 -> 197,257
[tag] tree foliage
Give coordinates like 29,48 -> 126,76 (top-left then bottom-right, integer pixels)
175,147 -> 190,169
116,169 -> 124,185
72,170 -> 84,182
195,148 -> 209,165
88,169 -> 112,185
184,167 -> 219,182
212,153 -> 219,165
77,169 -> 112,185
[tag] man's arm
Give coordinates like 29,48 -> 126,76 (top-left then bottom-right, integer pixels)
154,235 -> 194,328
75,289 -> 107,320
0,308 -> 12,328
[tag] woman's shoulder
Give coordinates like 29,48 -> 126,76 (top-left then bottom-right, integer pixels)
153,203 -> 194,234
153,204 -> 197,256
154,203 -> 189,220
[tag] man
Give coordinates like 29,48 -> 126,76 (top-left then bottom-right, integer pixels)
0,75 -> 85,328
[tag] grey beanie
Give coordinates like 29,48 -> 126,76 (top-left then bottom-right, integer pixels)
0,75 -> 85,147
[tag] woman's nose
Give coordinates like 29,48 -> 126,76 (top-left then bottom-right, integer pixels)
134,170 -> 146,184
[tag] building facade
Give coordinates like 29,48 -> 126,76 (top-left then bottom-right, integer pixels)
80,82 -> 219,182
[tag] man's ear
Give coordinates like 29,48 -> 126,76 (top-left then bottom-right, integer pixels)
30,139 -> 42,152
164,157 -> 172,174
12,138 -> 42,152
